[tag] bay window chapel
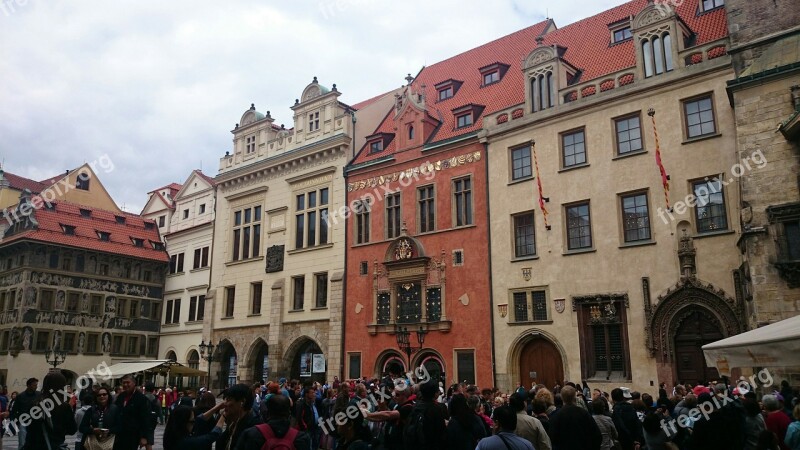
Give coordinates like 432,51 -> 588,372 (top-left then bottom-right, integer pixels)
631,3 -> 692,80
522,38 -> 579,114
368,229 -> 451,334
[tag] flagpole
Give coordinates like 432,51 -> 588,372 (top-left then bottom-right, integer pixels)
648,108 -> 671,211
532,142 -> 551,230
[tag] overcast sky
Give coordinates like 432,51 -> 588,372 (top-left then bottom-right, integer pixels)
0,0 -> 625,212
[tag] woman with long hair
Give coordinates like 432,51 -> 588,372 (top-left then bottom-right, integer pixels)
79,385 -> 118,450
445,394 -> 487,450
22,371 -> 77,450
191,394 -> 225,450
163,405 -> 225,450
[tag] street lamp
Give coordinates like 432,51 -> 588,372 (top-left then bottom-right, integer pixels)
199,339 -> 215,390
395,326 -> 427,363
44,347 -> 67,370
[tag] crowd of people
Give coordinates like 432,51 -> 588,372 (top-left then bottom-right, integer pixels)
0,370 -> 799,450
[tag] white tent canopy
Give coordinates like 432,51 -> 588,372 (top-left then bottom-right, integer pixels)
99,359 -> 205,378
703,314 -> 800,373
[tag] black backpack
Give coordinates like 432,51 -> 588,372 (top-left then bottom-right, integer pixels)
402,401 -> 431,449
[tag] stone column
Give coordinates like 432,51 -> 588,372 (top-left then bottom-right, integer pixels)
327,271 -> 344,381
268,279 -> 285,378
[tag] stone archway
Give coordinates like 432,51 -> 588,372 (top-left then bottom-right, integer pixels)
506,329 -> 569,392
213,340 -> 238,390
647,278 -> 744,386
244,338 -> 269,383
283,336 -> 324,383
412,349 -> 446,384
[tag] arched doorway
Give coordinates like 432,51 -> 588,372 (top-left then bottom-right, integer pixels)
252,341 -> 269,383
519,337 -> 564,390
217,341 -> 238,389
673,309 -> 722,385
417,353 -> 445,384
289,339 -> 324,383
165,350 -> 179,387
376,351 -> 406,378
187,350 -> 200,388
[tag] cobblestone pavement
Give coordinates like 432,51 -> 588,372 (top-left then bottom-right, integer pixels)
2,423 -> 167,450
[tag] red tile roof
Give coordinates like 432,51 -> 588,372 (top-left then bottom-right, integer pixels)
2,171 -> 48,194
193,170 -> 217,187
2,199 -> 168,262
351,0 -> 727,166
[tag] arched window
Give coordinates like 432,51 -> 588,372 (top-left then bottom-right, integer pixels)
530,71 -> 554,112
547,72 -> 555,108
653,36 -> 664,74
187,350 -> 200,388
539,74 -> 547,110
663,34 -> 674,71
530,77 -> 538,112
643,40 -> 654,77
408,125 -> 414,140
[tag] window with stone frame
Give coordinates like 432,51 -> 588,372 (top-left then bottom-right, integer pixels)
354,198 -> 371,244
566,202 -> 593,250
39,289 -> 54,311
621,192 -> 652,242
453,176 -> 473,227
251,282 -> 263,315
315,273 -> 328,308
530,71 -> 555,112
232,205 -> 262,261
35,330 -> 51,352
683,95 -> 716,139
615,114 -> 644,155
513,211 -> 536,258
511,145 -> 533,181
87,334 -> 99,353
295,188 -> 329,249
417,185 -> 435,233
246,135 -> 256,154
510,289 -> 548,323
642,33 -> 674,78
292,276 -> 305,311
386,192 -> 402,239
225,287 -> 235,318
575,295 -> 631,380
702,0 -> 724,11
561,129 -> 587,168
692,178 -> 728,233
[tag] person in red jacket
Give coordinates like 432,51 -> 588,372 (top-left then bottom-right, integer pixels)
160,387 -> 174,424
764,394 -> 791,450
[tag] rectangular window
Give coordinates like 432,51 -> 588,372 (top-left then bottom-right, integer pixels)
251,282 -> 263,315
418,186 -> 435,233
511,145 -> 532,180
315,273 -> 328,308
201,246 -> 209,267
566,202 -> 593,250
246,135 -> 256,153
483,71 -> 500,85
40,290 -> 54,311
355,199 -> 371,244
199,204 -> 206,214
613,27 -> 632,43
562,129 -> 587,167
615,115 -> 643,155
453,176 -> 473,227
693,179 -> 728,232
232,206 -> 262,261
151,301 -> 162,321
456,113 -> 473,128
781,222 -> 800,260
66,293 -> 79,313
169,253 -> 185,274
172,299 -> 181,323
295,188 -> 329,249
702,0 -> 724,10
189,296 -> 198,321
456,350 -> 476,384
292,276 -> 305,311
513,292 -> 528,322
35,331 -> 51,352
360,261 -> 369,276
348,353 -> 362,379
0,330 -> 8,351
577,298 -> 630,379
183,209 -> 189,219
386,193 -> 401,239
158,216 -> 165,227
193,248 -> 201,269
62,332 -> 76,353
147,337 -> 158,356
90,295 -> 103,315
308,112 -> 320,132
684,96 -> 716,138
225,287 -> 235,318
438,87 -> 453,101
112,335 -> 123,354
127,336 -> 138,355
129,300 -> 139,318
513,212 -> 536,257
511,290 -> 548,322
197,295 -> 205,321
369,141 -> 383,153
621,193 -> 651,242
87,334 -> 99,353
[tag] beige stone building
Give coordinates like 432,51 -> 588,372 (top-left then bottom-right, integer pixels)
208,78 -> 393,388
142,170 -> 217,388
482,1 -> 746,392
725,0 -> 800,329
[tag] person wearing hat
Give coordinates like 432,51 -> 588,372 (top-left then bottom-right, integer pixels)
611,387 -> 642,450
9,377 -> 38,449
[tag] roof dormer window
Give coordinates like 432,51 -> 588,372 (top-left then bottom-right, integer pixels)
434,79 -> 463,102
365,132 -> 394,155
61,224 -> 76,236
642,33 -> 674,77
115,216 -> 126,225
97,231 -> 110,241
75,173 -> 90,190
456,113 -> 473,128
79,209 -> 91,218
308,111 -> 320,132
245,135 -> 256,154
613,26 -> 632,43
479,63 -> 510,86
369,140 -> 383,153
701,0 -> 724,12
151,241 -> 165,251
131,237 -> 144,247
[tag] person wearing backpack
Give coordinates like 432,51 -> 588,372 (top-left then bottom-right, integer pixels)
236,394 -> 310,450
403,380 -> 446,450
294,383 -> 322,450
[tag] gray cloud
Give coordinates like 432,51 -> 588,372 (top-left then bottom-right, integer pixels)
0,0 -> 624,212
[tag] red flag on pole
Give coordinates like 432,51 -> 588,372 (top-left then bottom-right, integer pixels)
648,108 -> 671,210
532,143 -> 551,230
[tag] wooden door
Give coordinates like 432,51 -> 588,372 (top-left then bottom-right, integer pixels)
674,310 -> 722,385
520,338 -> 564,390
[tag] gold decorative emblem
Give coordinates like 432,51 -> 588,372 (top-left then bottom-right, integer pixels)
395,239 -> 413,260
554,298 -> 565,314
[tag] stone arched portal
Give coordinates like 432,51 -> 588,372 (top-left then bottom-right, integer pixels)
647,278 -> 744,386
